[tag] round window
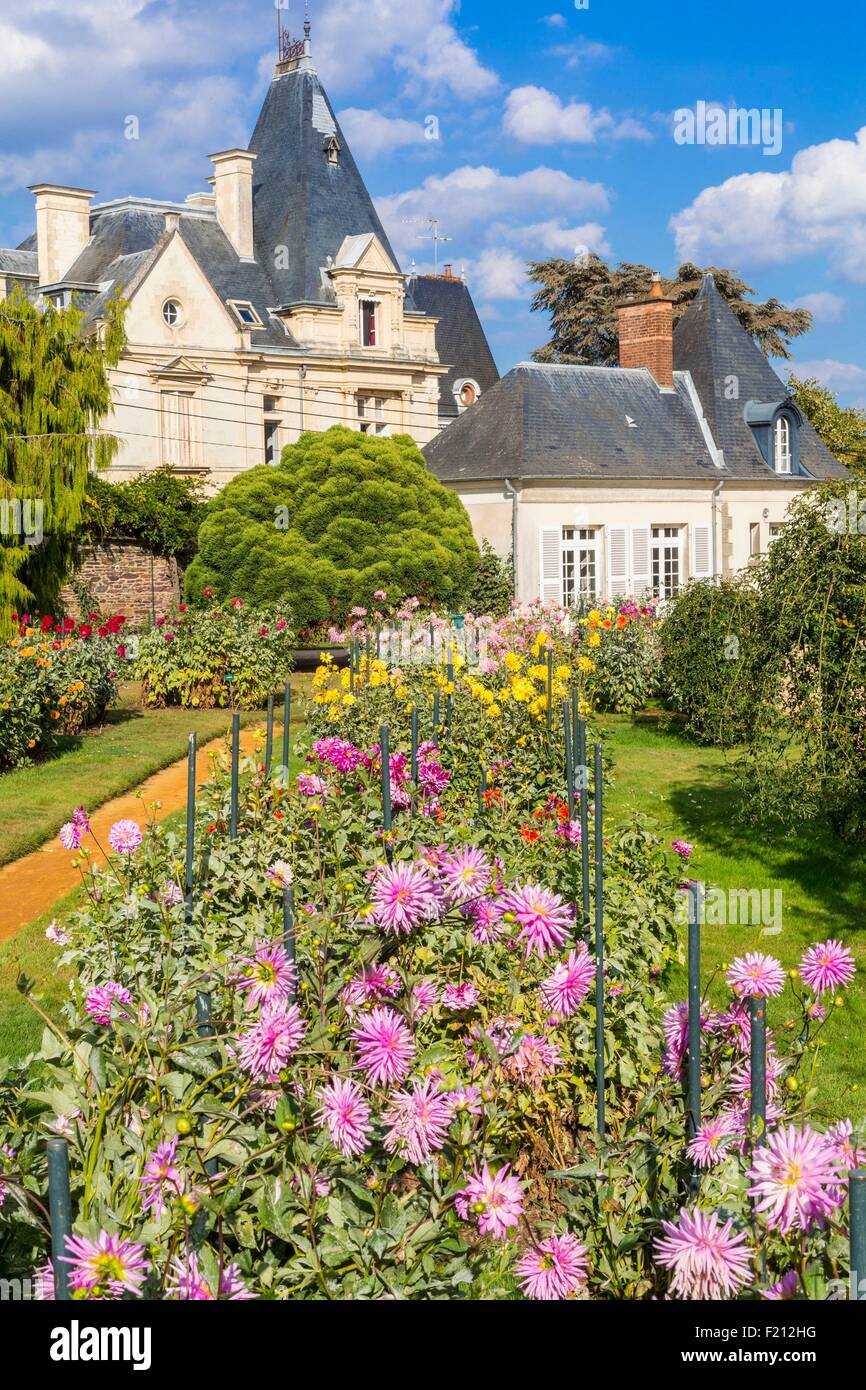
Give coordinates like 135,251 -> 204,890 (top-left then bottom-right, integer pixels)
162,299 -> 182,328
458,381 -> 477,408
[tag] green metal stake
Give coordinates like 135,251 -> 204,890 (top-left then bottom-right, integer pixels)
350,639 -> 355,692
184,732 -> 196,924
365,632 -> 372,683
546,645 -> 554,733
282,681 -> 291,775
750,996 -> 767,1143
47,1137 -> 72,1300
687,880 -> 703,1181
375,622 -> 381,659
265,695 -> 274,778
229,713 -> 240,840
478,762 -> 487,815
563,699 -> 574,816
410,706 -> 419,786
195,990 -> 212,1038
593,741 -> 605,1138
446,693 -> 453,740
850,1170 -> 866,1300
380,724 -> 393,864
283,885 -> 296,1003
578,713 -> 590,938
433,691 -> 440,747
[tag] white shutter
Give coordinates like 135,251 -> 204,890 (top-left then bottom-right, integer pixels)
539,527 -> 561,604
630,526 -> 651,597
692,523 -> 713,580
607,526 -> 628,597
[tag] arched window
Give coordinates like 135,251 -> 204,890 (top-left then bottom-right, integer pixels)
774,415 -> 792,473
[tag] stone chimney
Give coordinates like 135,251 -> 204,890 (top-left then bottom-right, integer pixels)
28,184 -> 95,287
208,150 -> 257,261
616,272 -> 674,388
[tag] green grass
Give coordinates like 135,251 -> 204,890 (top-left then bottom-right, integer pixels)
598,712 -> 866,1123
0,683 -> 300,866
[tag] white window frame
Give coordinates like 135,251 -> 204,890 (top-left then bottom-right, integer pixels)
774,415 -> 792,473
562,526 -> 599,606
768,522 -> 785,545
227,299 -> 263,328
357,393 -> 387,435
651,525 -> 682,599
162,298 -> 183,329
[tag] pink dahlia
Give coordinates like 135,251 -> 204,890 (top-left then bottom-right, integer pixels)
654,1207 -> 754,1299
540,947 -> 595,1017
72,805 -> 92,834
671,839 -> 693,858
747,1125 -> 844,1233
107,819 -> 143,855
35,1259 -> 55,1300
165,1251 -> 253,1300
351,1007 -> 415,1087
687,1115 -> 738,1169
45,919 -> 71,946
411,979 -> 439,1017
266,860 -> 294,889
465,897 -> 506,944
383,1075 -> 454,1163
439,846 -> 491,904
496,883 -> 573,959
85,981 -> 133,1025
234,941 -> 297,1011
516,1232 -> 588,1300
762,1269 -> 800,1300
161,880 -> 183,907
139,1137 -> 184,1218
507,1032 -> 563,1087
725,952 -> 786,999
237,1003 -> 306,1081
58,822 -> 81,851
442,982 -> 480,1012
316,1076 -> 372,1157
370,860 -> 441,935
297,773 -> 329,797
798,939 -> 855,996
341,963 -> 401,1012
456,1162 -> 524,1240
62,1230 -> 148,1297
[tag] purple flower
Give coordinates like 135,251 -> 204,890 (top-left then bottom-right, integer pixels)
58,822 -> 81,851
85,981 -> 133,1025
671,839 -> 693,859
108,819 -> 143,855
442,982 -> 480,1011
798,939 -> 855,996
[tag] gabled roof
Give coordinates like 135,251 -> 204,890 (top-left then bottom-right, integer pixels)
0,248 -> 38,277
409,274 -> 500,408
423,363 -> 719,482
673,274 -> 846,479
248,64 -> 401,308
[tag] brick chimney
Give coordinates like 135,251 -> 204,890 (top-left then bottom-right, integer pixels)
616,272 -> 674,388
208,149 -> 257,260
28,184 -> 95,287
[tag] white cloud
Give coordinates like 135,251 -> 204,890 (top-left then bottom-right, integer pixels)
467,248 -> 530,301
336,108 -> 429,158
503,85 -> 651,145
378,163 -> 609,264
492,219 -> 611,259
545,39 -> 616,69
790,358 -> 866,390
670,126 -> 866,281
792,291 -> 845,323
542,13 -> 568,28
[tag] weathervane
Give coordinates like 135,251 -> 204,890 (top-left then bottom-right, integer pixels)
276,1 -> 308,64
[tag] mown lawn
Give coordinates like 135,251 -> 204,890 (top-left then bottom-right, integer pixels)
598,712 -> 866,1123
0,682 -> 302,866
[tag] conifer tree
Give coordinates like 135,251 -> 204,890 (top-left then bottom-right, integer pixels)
0,286 -> 125,626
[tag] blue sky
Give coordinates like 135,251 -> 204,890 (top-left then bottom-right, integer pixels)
2,0 -> 866,403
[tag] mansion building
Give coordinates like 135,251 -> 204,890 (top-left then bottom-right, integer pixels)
0,21 -> 497,489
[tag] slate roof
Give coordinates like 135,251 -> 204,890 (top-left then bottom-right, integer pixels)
423,363 -> 719,482
673,274 -> 846,479
408,274 -> 500,411
424,274 -> 848,484
0,248 -> 38,277
248,65 -> 401,308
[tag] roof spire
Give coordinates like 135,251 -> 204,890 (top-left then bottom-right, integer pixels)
304,0 -> 311,42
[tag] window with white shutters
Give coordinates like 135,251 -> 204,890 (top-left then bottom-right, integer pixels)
540,527 -> 562,604
692,523 -> 712,579
608,527 -> 628,595
160,391 -> 194,468
651,526 -> 682,598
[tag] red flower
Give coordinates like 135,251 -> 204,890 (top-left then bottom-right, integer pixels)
78,623 -> 93,639
63,618 -> 75,632
116,644 -> 126,658
177,603 -> 187,613
87,612 -> 100,621
274,810 -> 283,820
106,615 -> 125,633
156,616 -> 166,627
40,614 -> 54,632
519,825 -> 541,844
259,626 -> 269,637
231,598 -> 244,610
51,640 -> 61,651
203,586 -> 213,598
98,626 -> 108,638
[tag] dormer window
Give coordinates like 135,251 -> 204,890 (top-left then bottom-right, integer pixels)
228,299 -> 263,328
453,377 -> 481,412
324,135 -> 341,165
774,415 -> 791,473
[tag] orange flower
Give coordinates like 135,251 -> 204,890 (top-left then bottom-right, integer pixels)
50,710 -> 60,720
520,825 -> 541,843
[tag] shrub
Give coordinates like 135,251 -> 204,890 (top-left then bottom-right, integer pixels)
133,600 -> 294,708
184,427 -> 480,628
584,601 -> 660,714
466,541 -> 513,618
0,611 -> 126,769
79,467 -> 205,565
656,578 -> 762,743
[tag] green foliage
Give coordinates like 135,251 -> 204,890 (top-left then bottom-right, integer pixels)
133,601 -> 294,708
788,374 -> 866,478
586,608 -> 660,715
185,427 -> 480,628
529,255 -> 812,365
0,287 -> 125,627
656,578 -> 763,743
466,540 -> 513,618
80,468 -> 205,563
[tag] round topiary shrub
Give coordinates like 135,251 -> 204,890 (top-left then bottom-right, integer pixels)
185,428 -> 480,630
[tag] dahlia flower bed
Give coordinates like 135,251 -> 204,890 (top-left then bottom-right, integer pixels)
0,634 -> 860,1300
133,599 -> 294,709
0,611 -> 127,770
